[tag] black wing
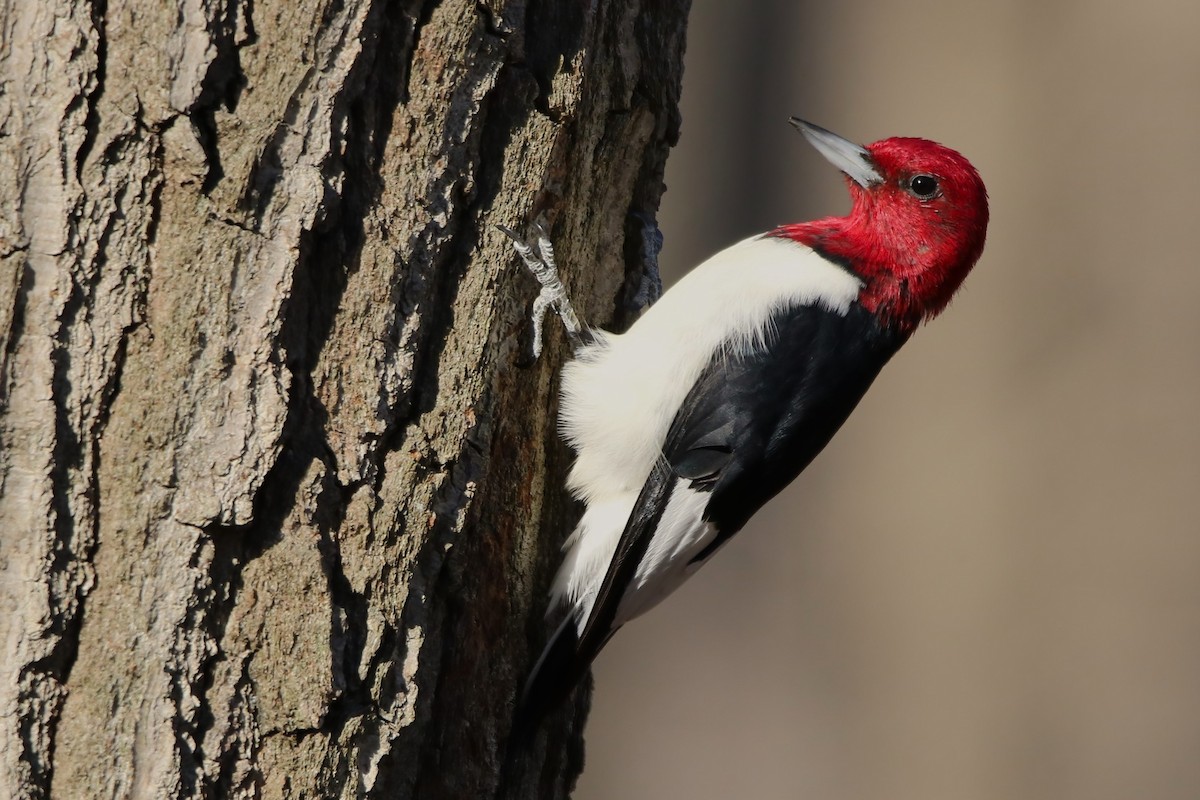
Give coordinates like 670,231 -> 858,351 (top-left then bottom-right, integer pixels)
672,302 -> 909,561
513,302 -> 906,740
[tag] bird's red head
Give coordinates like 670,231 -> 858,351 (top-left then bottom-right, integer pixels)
777,121 -> 989,332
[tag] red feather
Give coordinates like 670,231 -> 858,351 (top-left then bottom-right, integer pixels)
775,136 -> 989,333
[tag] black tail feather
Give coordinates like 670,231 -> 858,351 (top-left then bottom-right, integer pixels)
508,462 -> 674,748
510,615 -> 581,745
509,615 -> 594,746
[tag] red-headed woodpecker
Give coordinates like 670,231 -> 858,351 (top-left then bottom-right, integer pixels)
504,119 -> 989,739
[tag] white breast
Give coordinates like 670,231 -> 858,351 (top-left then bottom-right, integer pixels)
559,235 -> 860,502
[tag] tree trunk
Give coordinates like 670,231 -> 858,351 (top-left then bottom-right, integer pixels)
0,0 -> 688,797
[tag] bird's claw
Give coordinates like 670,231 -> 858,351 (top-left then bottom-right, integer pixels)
500,221 -> 583,360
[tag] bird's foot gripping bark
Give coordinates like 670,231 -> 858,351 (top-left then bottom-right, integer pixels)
500,221 -> 584,360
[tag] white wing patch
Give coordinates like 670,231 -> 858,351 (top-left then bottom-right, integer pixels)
614,481 -> 716,625
550,481 -> 719,628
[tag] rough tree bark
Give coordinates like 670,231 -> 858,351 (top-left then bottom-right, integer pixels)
0,0 -> 689,797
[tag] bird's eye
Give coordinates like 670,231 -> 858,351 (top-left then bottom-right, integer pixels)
908,174 -> 939,199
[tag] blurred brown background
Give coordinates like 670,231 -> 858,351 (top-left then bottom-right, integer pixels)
577,1 -> 1200,798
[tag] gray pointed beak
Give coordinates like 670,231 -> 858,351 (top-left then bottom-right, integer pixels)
790,117 -> 882,188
